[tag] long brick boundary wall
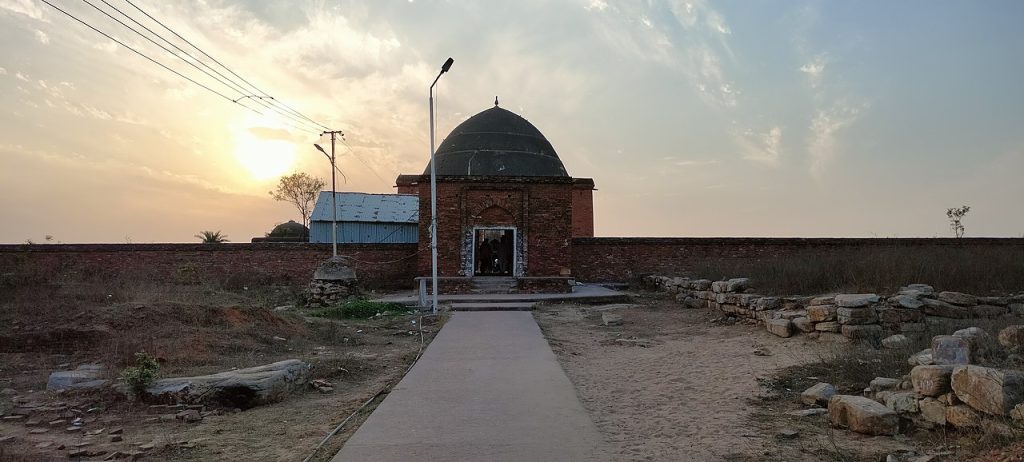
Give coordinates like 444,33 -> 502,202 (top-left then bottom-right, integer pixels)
571,237 -> 1024,282
0,243 -> 419,289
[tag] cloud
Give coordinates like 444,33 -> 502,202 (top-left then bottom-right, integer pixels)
0,0 -> 46,21
33,29 -> 48,44
248,126 -> 297,141
584,0 -> 608,12
674,159 -> 720,167
799,54 -> 828,88
808,102 -> 864,178
736,126 -> 782,164
0,66 -> 6,75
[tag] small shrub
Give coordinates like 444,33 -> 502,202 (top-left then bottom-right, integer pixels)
120,351 -> 160,394
312,300 -> 409,319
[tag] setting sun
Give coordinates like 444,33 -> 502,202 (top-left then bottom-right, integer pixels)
233,132 -> 298,180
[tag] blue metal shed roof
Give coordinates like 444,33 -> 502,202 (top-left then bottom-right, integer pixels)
310,192 -> 419,223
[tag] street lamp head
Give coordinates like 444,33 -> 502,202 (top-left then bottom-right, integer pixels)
441,57 -> 454,73
313,143 -> 327,156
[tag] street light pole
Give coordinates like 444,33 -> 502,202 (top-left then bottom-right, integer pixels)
315,132 -> 344,257
429,57 -> 453,315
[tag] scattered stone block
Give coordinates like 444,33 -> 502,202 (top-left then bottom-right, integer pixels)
931,336 -> 972,365
911,365 -> 955,397
810,296 -> 835,306
837,307 -> 878,325
998,325 -> 1024,349
869,377 -> 900,392
919,397 -> 946,425
146,359 -> 311,408
951,365 -> 1024,416
899,284 -> 934,295
953,327 -> 993,360
1011,403 -> 1024,421
835,294 -> 880,308
828,395 -> 898,436
1010,303 -> 1024,316
979,296 -> 1010,306
691,279 -> 712,290
766,319 -> 794,338
801,382 -> 837,406
938,392 -> 960,406
881,335 -> 911,349
46,364 -> 108,391
175,410 -> 202,423
946,404 -> 983,428
792,317 -> 814,333
878,308 -> 925,324
883,391 -> 919,414
726,278 -> 751,293
775,309 -> 807,320
922,299 -> 969,319
775,428 -> 800,440
938,291 -> 977,307
889,295 -> 925,310
751,297 -> 782,311
815,322 -> 841,333
601,312 -> 623,326
972,305 -> 1008,318
841,324 -> 883,340
807,305 -> 837,322
711,281 -> 729,293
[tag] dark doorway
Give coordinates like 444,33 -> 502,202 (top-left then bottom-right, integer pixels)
474,228 -> 515,276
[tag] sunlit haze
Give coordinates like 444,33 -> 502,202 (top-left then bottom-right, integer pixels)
2,1 -> 1023,243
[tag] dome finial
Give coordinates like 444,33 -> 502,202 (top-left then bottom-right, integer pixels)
494,96 -> 499,107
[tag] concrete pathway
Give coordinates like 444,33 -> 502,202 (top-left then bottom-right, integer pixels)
332,311 -> 608,462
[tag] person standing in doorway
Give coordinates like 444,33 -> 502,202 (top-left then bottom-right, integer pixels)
479,236 -> 493,274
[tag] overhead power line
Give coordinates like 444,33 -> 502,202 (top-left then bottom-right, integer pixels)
121,0 -> 331,131
40,0 -> 332,136
39,0 -> 259,114
85,0 -> 324,134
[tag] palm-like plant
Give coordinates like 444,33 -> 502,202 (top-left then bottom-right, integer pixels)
195,230 -> 229,244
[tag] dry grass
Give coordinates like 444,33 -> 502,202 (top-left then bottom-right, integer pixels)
685,244 -> 1024,295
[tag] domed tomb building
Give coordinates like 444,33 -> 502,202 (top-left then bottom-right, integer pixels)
396,101 -> 595,290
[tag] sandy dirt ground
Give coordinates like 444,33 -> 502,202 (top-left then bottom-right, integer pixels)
535,294 -> 917,461
0,284 -> 442,461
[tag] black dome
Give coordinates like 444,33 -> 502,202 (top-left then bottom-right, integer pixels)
424,105 -> 568,177
269,220 -> 309,238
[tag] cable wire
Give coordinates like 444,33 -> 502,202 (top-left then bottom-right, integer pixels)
122,0 -> 331,131
86,0 -> 323,134
40,0 -> 262,115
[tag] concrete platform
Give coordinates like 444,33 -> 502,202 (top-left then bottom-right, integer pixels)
332,311 -> 608,462
449,302 -> 536,311
373,283 -> 631,307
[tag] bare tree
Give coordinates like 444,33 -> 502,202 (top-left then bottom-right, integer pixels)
269,173 -> 326,227
946,205 -> 970,238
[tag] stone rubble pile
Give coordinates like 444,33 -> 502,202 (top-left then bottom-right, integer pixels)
790,324 -> 1024,437
305,256 -> 359,308
641,275 -> 1024,341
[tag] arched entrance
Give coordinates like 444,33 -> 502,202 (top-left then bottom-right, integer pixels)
473,227 -> 515,276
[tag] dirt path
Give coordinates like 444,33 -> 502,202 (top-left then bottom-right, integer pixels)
534,297 -> 911,461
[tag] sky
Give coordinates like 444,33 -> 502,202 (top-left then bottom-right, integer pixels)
1,0 -> 1023,243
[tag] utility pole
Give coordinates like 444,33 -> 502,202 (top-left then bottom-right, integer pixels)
315,131 -> 344,257
429,57 -> 454,315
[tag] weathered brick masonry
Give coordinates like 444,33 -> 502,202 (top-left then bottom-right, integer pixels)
0,243 -> 418,289
571,237 -> 1024,282
415,176 -> 573,278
